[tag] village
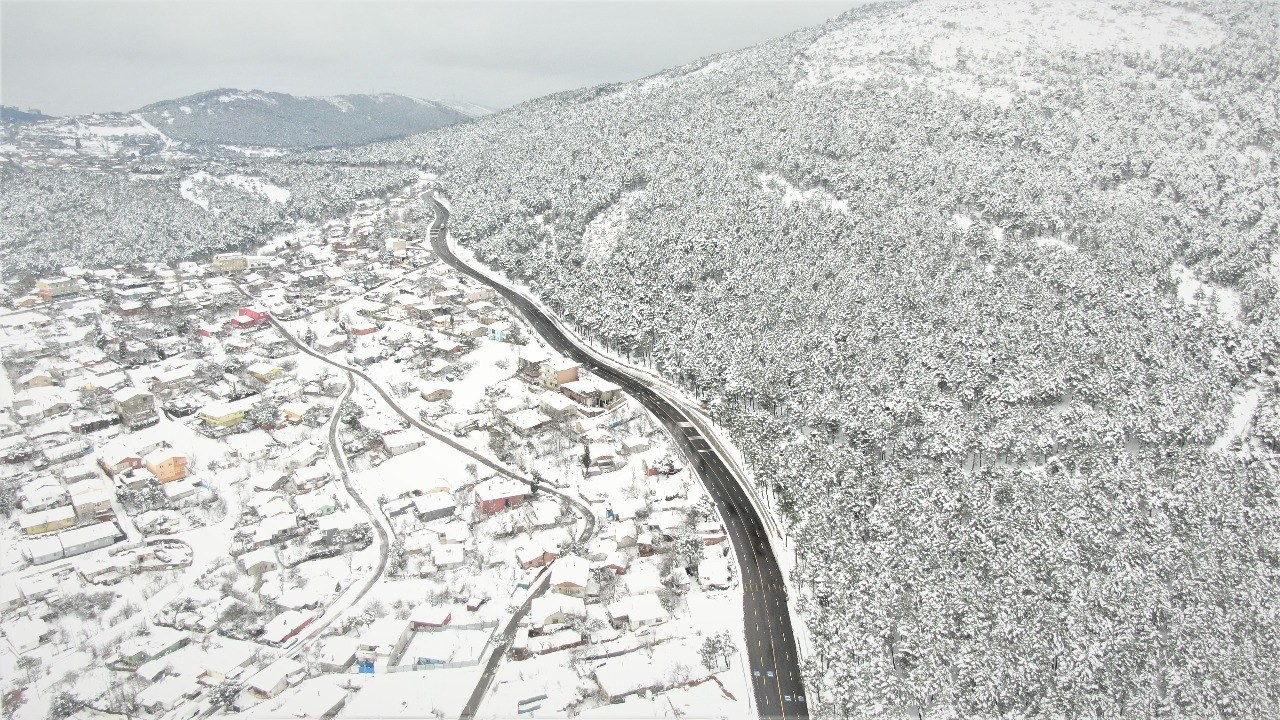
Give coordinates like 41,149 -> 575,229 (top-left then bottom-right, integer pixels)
0,180 -> 751,720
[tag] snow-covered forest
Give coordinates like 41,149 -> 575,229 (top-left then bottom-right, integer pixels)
2,0 -> 1278,715
310,0 -> 1279,716
137,90 -> 480,149
0,162 -> 417,275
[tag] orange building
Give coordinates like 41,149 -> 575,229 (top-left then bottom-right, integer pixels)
143,449 -> 189,483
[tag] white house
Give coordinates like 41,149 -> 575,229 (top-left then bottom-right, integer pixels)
550,556 -> 591,598
528,594 -> 585,629
607,593 -> 670,632
357,617 -> 410,662
247,657 -> 306,698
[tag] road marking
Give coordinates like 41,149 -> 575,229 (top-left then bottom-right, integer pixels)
428,224 -> 806,720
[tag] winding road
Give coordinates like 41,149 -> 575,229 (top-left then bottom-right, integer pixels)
260,300 -> 598,718
423,191 -> 809,720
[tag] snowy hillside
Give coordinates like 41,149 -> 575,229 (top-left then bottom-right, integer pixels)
0,163 -> 417,275
319,0 -> 1280,716
137,89 -> 475,149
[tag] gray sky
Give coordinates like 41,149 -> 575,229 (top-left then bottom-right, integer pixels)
1,1 -> 853,116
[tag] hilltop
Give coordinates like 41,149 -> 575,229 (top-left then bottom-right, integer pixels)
135,89 -> 481,149
0,106 -> 55,124
0,88 -> 487,273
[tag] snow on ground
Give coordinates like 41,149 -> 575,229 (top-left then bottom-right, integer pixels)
440,99 -> 494,117
217,144 -> 289,157
340,666 -> 485,718
217,90 -> 278,105
180,170 -> 291,211
178,175 -> 211,209
1034,235 -> 1077,252
225,174 -> 291,204
793,0 -> 1223,108
796,0 -> 1224,93
758,173 -> 848,214
348,433 -> 476,502
321,96 -> 355,112
1,181 -> 758,719
583,190 -> 645,262
76,123 -> 156,137
1211,387 -> 1262,453
128,113 -> 176,148
1170,261 -> 1241,322
442,238 -> 809,671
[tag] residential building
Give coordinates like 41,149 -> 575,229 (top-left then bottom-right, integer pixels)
197,397 -> 255,428
538,358 -> 581,390
36,276 -> 78,300
506,409 -> 552,436
19,477 -> 67,512
412,493 -> 455,522
409,606 -> 452,630
383,429 -> 426,456
420,384 -> 453,402
238,306 -> 270,323
144,449 -> 188,483
212,253 -> 247,273
516,543 -> 559,570
474,477 -> 530,515
246,362 -> 284,383
259,612 -> 314,648
16,370 -> 54,390
68,478 -> 114,520
18,505 -> 76,535
113,387 -> 159,429
349,320 -> 378,336
317,636 -> 359,673
246,657 -> 305,697
57,521 -> 123,556
550,556 -> 591,598
529,595 -> 585,629
356,617 -> 410,663
606,593 -> 670,632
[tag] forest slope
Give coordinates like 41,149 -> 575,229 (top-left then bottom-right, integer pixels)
137,89 -> 477,148
325,0 -> 1280,717
0,162 -> 417,275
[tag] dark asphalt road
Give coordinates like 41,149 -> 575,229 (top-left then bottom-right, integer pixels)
424,192 -> 809,720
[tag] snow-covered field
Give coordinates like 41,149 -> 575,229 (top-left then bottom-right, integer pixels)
797,0 -> 1225,90
583,190 -> 645,261
180,171 -> 291,211
758,172 -> 848,214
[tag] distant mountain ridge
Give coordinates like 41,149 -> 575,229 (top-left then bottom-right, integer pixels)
0,106 -> 55,123
135,88 -> 483,149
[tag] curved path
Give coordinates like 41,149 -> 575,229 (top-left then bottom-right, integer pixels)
261,293 -> 598,718
424,192 -> 808,720
202,374 -> 388,718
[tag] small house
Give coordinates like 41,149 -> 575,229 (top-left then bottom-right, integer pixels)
420,384 -> 453,403
409,605 -> 453,630
317,635 -> 360,673
246,657 -> 305,698
143,449 -> 188,483
550,556 -> 591,598
528,594 -> 585,629
474,477 -> 530,515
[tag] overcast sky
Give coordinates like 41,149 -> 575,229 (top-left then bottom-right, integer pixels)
2,1 -> 853,116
